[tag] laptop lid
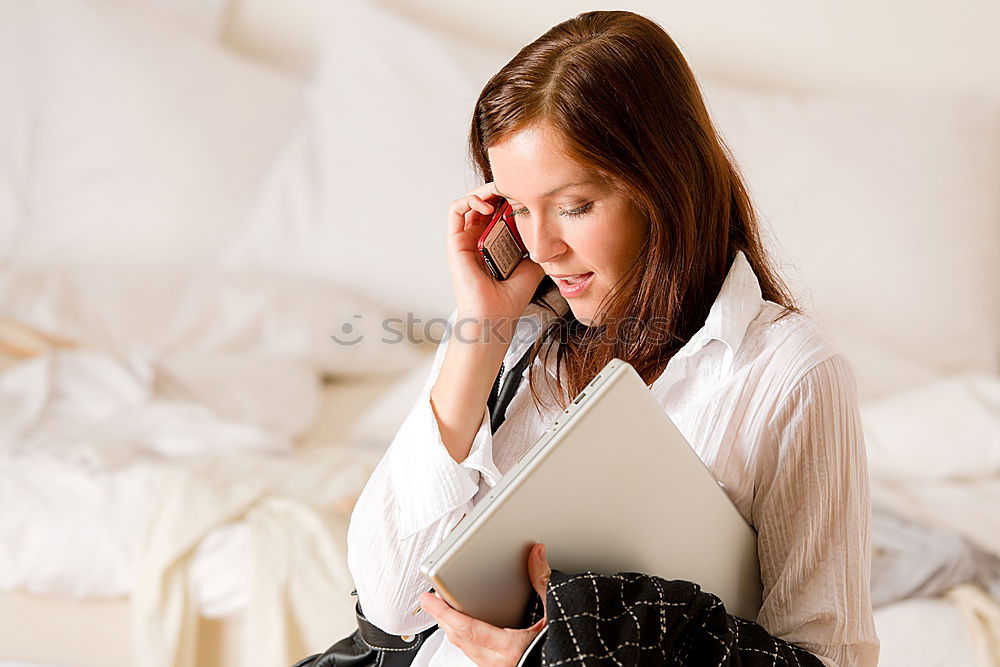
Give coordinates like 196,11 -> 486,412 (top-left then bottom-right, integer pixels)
420,358 -> 762,628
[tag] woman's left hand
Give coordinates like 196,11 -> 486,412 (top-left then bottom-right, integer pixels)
419,542 -> 551,666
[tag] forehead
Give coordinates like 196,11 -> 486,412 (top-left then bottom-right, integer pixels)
487,125 -> 594,197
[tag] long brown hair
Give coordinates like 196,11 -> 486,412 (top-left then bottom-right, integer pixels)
468,10 -> 800,413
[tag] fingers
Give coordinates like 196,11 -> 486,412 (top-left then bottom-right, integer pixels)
469,194 -> 494,214
420,590 -> 544,665
528,543 -> 551,595
527,543 -> 551,619
468,180 -> 502,201
419,592 -> 504,652
447,182 -> 501,237
447,197 -> 494,240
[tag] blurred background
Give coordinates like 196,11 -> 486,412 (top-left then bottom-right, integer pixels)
0,0 -> 998,665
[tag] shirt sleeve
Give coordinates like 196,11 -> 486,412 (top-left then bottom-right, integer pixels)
751,353 -> 881,667
346,307 -> 503,636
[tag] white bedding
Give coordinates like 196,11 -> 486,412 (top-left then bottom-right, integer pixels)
0,453 -> 263,619
0,3 -> 431,660
0,359 -> 412,616
874,595 -> 979,666
0,348 -> 313,470
862,371 -> 1000,560
0,360 -> 420,665
863,372 -> 1000,666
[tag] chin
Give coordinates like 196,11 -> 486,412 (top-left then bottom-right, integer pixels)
569,305 -> 599,328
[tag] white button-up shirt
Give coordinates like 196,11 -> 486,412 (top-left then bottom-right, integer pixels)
346,250 -> 880,666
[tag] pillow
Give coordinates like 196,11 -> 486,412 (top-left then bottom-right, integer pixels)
699,81 -> 1000,399
222,0 -> 511,320
0,0 -> 304,270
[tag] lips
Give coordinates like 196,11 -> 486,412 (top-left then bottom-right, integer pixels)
553,272 -> 594,298
552,272 -> 592,285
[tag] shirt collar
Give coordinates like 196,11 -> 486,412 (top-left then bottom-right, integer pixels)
507,250 -> 764,376
678,250 -> 764,366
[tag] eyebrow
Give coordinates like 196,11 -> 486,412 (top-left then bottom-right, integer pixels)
496,179 -> 593,202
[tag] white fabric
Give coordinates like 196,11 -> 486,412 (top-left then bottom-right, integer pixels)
0,352 -> 417,619
872,476 -> 1000,564
348,355 -> 437,451
221,0 -> 514,320
868,437 -> 1000,667
0,343 -> 319,603
107,0 -> 230,38
0,457 -> 160,599
0,456 -> 249,617
0,345 -> 394,665
133,446 -> 380,667
0,348 -> 311,469
874,595 -> 979,667
347,251 -> 880,667
942,584 -> 1000,667
0,0 -> 303,271
0,265 -> 427,378
0,0 -> 427,381
700,81 -> 1000,401
862,371 -> 1000,480
0,264 -> 426,608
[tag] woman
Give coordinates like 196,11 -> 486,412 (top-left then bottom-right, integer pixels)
346,9 -> 879,666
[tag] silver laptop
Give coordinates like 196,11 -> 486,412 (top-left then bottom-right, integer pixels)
420,358 -> 762,629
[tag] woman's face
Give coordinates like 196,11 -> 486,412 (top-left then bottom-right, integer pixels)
488,123 -> 648,326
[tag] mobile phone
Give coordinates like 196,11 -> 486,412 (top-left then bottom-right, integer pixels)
477,198 -> 528,281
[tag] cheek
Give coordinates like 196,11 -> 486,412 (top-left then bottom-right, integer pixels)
616,221 -> 648,268
604,242 -> 636,275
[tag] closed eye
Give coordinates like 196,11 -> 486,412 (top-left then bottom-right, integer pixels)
510,201 -> 594,218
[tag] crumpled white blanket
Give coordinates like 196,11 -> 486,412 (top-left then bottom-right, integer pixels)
943,584 -> 1000,667
863,371 -> 1000,666
0,343 -> 331,613
871,507 -> 1000,608
862,371 -> 1000,560
133,446 -> 380,667
0,346 -> 321,472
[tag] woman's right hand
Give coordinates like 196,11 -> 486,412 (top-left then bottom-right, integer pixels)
446,181 -> 546,330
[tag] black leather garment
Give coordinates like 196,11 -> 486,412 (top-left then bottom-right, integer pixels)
290,596 -> 439,667
291,344 -> 538,667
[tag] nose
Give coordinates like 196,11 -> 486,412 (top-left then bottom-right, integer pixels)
520,214 -> 568,265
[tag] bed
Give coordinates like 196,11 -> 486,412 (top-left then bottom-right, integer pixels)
1,1 -> 998,666
0,368 -> 435,667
